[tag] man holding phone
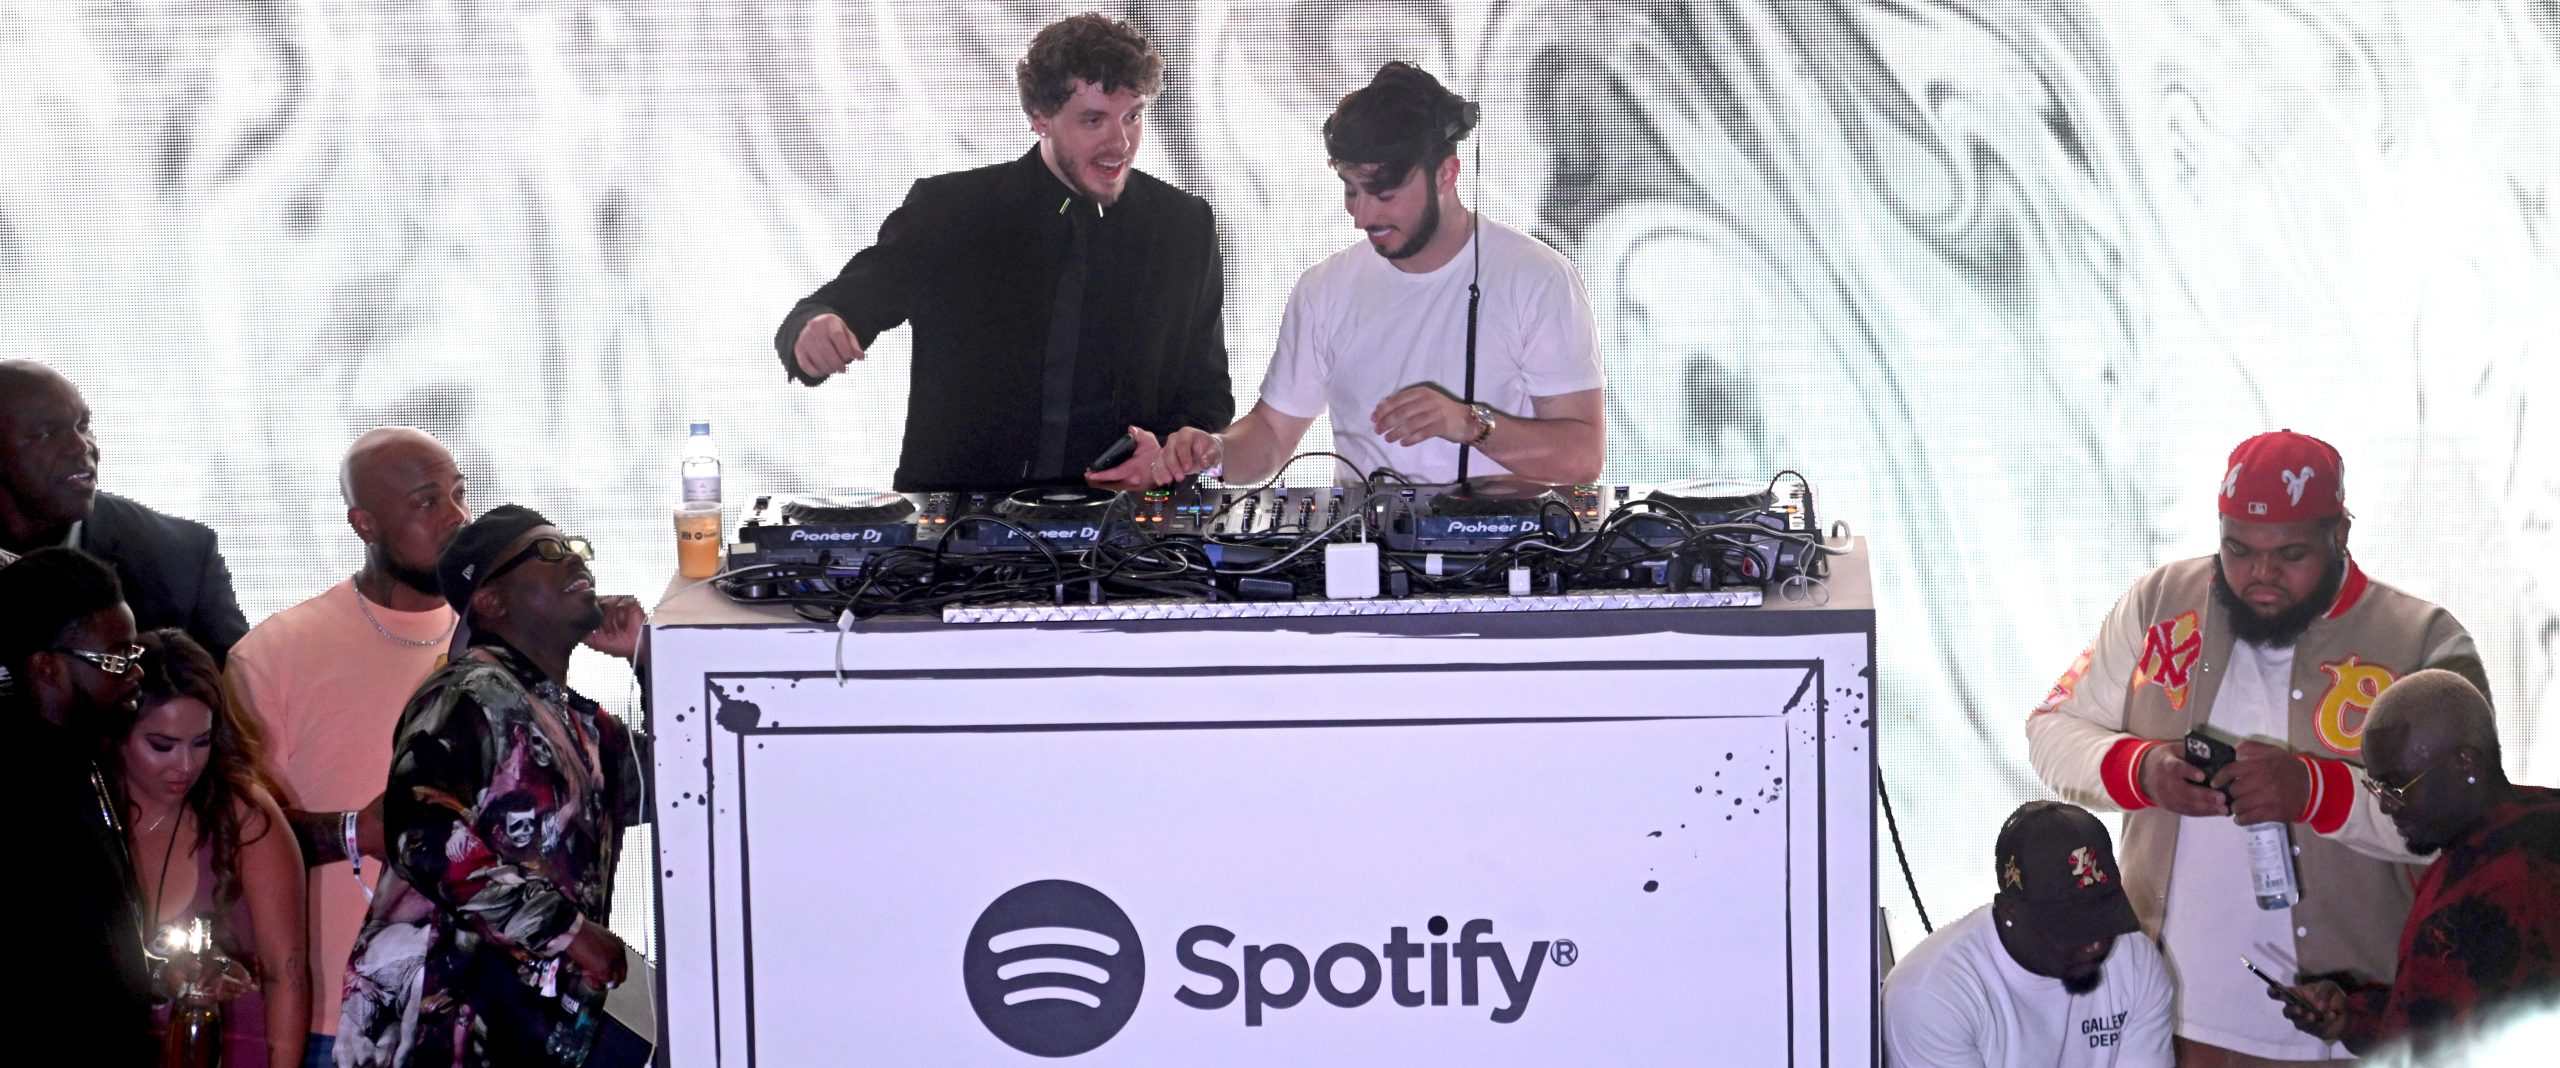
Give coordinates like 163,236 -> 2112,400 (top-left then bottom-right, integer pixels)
1883,801 -> 2173,1066
2025,431 -> 2490,1066
2273,670 -> 2560,1058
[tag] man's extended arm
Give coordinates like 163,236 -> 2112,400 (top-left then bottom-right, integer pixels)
774,178 -> 933,385
1367,386 -> 1603,485
283,800 -> 383,867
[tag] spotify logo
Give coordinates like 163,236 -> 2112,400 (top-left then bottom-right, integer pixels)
962,880 -> 1146,1057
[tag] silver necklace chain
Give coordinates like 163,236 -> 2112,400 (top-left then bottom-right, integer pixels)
356,579 -> 455,648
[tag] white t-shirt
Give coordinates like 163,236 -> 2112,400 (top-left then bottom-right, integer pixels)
2159,640 -> 2355,1060
1259,216 -> 1605,484
1883,905 -> 2173,1068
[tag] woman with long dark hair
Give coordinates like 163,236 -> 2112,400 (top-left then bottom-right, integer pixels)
110,628 -> 308,1068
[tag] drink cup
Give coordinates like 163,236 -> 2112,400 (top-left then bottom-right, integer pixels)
675,502 -> 724,579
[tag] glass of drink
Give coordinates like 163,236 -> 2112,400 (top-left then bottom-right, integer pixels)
674,501 -> 724,579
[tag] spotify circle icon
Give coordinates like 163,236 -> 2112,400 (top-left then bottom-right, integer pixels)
962,880 -> 1147,1057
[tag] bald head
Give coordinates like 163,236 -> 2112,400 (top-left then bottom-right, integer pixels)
0,360 -> 100,549
343,428 -> 451,507
342,428 -> 468,598
0,358 -> 68,393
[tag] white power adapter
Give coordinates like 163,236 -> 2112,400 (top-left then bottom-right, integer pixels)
1325,541 -> 1382,599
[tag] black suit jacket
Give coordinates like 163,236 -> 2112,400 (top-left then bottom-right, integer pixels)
81,491 -> 249,663
777,147 -> 1232,491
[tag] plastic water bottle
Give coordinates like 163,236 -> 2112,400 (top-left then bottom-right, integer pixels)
681,422 -> 722,504
2248,822 -> 2301,909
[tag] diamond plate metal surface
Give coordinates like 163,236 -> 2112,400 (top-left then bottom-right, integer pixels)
940,589 -> 1764,624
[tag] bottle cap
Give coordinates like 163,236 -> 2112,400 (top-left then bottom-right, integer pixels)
690,421 -> 711,435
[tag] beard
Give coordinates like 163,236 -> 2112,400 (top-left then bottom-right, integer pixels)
2212,552 -> 2346,649
1379,190 -> 1442,260
2060,968 -> 2103,996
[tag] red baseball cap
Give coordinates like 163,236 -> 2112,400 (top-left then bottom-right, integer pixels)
2219,430 -> 2345,523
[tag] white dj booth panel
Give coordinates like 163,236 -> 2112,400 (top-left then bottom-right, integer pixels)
648,547 -> 1876,1065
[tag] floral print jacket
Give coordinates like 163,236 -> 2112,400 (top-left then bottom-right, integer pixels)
336,639 -> 645,1067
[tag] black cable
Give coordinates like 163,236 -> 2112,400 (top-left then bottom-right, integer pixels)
1454,100 -> 1483,485
1877,766 -> 1933,934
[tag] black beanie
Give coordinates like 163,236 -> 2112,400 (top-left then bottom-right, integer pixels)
437,504 -> 553,619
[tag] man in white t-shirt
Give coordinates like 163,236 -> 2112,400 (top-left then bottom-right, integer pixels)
1884,800 -> 2174,1067
1120,61 -> 1605,488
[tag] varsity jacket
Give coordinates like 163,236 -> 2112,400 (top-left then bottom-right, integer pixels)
2025,556 -> 2486,985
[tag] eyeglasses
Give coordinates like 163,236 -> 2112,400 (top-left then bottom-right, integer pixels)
50,644 -> 146,677
2360,752 -> 2459,808
483,534 -> 595,586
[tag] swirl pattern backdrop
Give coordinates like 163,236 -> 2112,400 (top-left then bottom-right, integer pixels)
5,1 -> 2554,957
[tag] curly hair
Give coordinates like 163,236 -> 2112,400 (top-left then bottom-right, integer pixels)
108,628 -> 281,972
1324,61 -> 1475,193
1015,12 -> 1163,118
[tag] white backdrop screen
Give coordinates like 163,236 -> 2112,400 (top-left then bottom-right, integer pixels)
5,1 -> 2554,961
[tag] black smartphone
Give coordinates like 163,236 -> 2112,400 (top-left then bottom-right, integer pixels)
1087,431 -> 1138,473
2182,729 -> 2238,775
2241,957 -> 2320,1016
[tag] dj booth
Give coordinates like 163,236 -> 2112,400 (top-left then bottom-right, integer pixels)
644,520 -> 1880,1065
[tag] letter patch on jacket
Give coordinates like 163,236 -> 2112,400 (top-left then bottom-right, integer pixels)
2132,611 -> 2203,711
2033,642 -> 2096,715
2314,655 -> 2396,755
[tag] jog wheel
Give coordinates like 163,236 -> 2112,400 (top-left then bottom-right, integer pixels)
995,486 -> 1117,522
779,491 -> 918,525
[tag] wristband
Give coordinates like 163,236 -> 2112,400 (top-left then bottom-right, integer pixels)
344,811 -> 374,902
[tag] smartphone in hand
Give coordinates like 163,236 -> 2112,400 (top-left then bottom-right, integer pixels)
2242,957 -> 2320,1016
2183,730 -> 2238,775
1088,431 -> 1139,473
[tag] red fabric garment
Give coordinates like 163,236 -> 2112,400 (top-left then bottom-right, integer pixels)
2339,785 -> 2560,1054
